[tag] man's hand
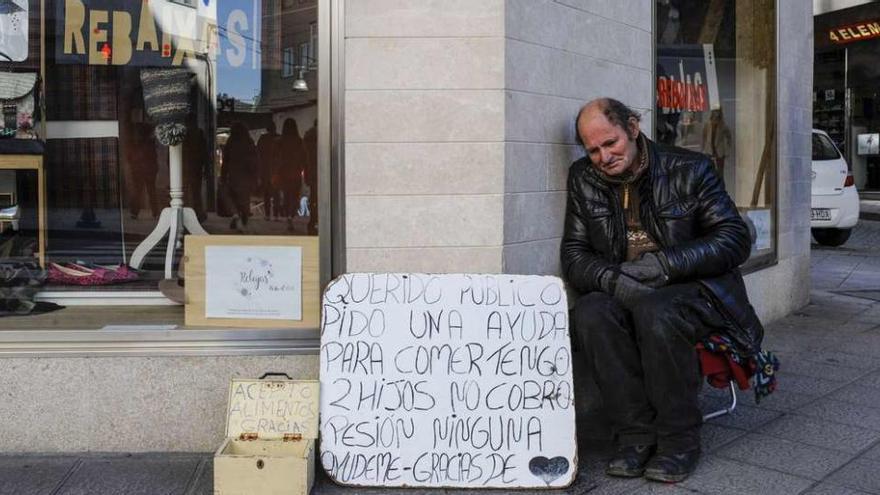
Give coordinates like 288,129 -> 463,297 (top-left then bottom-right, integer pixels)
599,269 -> 654,308
619,252 -> 669,288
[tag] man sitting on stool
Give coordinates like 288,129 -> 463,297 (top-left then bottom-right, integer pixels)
561,98 -> 764,482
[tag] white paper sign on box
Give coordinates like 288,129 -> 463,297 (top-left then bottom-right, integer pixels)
319,273 -> 577,489
205,246 -> 302,320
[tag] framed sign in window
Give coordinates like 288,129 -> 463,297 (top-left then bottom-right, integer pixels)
184,235 -> 320,329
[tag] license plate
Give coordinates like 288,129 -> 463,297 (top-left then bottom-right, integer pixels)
811,208 -> 831,221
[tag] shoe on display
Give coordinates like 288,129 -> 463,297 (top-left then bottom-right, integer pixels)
605,444 -> 655,478
644,448 -> 700,483
47,262 -> 110,286
70,262 -> 139,282
48,262 -> 141,286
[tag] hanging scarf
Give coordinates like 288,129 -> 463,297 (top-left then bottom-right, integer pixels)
699,334 -> 780,404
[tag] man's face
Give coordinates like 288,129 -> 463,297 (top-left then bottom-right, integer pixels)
578,113 -> 640,177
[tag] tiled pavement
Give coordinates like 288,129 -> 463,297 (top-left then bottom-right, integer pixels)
5,222 -> 880,494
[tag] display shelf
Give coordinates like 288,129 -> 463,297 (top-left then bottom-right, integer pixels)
0,154 -> 45,267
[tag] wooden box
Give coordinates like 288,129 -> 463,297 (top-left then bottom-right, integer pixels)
214,377 -> 320,495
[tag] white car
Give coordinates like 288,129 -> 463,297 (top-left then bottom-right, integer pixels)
811,129 -> 859,246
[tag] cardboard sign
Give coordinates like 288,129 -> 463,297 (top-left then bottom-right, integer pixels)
319,274 -> 577,489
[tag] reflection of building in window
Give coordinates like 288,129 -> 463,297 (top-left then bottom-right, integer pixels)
261,0 -> 318,108
298,42 -> 310,69
282,47 -> 295,78
202,0 -> 320,234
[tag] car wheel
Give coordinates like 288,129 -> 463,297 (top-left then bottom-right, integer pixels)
812,228 -> 852,247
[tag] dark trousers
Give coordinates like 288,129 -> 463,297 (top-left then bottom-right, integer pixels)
573,282 -> 723,453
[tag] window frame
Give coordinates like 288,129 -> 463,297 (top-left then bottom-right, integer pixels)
282,46 -> 296,78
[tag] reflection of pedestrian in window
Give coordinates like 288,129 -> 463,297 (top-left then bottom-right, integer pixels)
276,119 -> 304,228
303,119 -> 318,235
297,181 -> 311,217
222,122 -> 257,231
675,110 -> 702,151
256,121 -> 279,220
125,122 -> 160,220
701,108 -> 732,174
657,0 -> 681,45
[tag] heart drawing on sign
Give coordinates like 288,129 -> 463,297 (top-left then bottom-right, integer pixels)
528,456 -> 569,486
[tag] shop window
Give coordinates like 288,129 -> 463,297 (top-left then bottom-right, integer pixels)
656,0 -> 777,269
814,8 -> 880,192
0,0 -> 325,328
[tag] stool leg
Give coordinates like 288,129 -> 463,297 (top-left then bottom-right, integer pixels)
702,380 -> 737,421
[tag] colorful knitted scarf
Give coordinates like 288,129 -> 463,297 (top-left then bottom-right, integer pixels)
699,334 -> 780,404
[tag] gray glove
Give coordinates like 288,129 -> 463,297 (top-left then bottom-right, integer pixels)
599,269 -> 654,308
619,252 -> 670,289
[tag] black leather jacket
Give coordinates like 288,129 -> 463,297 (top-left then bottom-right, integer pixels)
561,135 -> 764,354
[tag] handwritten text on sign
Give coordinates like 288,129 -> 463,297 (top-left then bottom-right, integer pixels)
319,274 -> 576,489
226,380 -> 318,439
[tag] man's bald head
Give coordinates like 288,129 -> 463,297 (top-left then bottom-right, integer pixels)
575,98 -> 641,146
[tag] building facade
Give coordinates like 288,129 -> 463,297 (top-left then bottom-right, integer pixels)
813,0 -> 880,192
0,0 -> 812,452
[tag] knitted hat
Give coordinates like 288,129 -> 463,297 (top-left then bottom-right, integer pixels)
140,68 -> 194,146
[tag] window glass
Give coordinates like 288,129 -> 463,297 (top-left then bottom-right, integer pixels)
0,0 -> 322,324
812,132 -> 841,161
656,0 -> 777,266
